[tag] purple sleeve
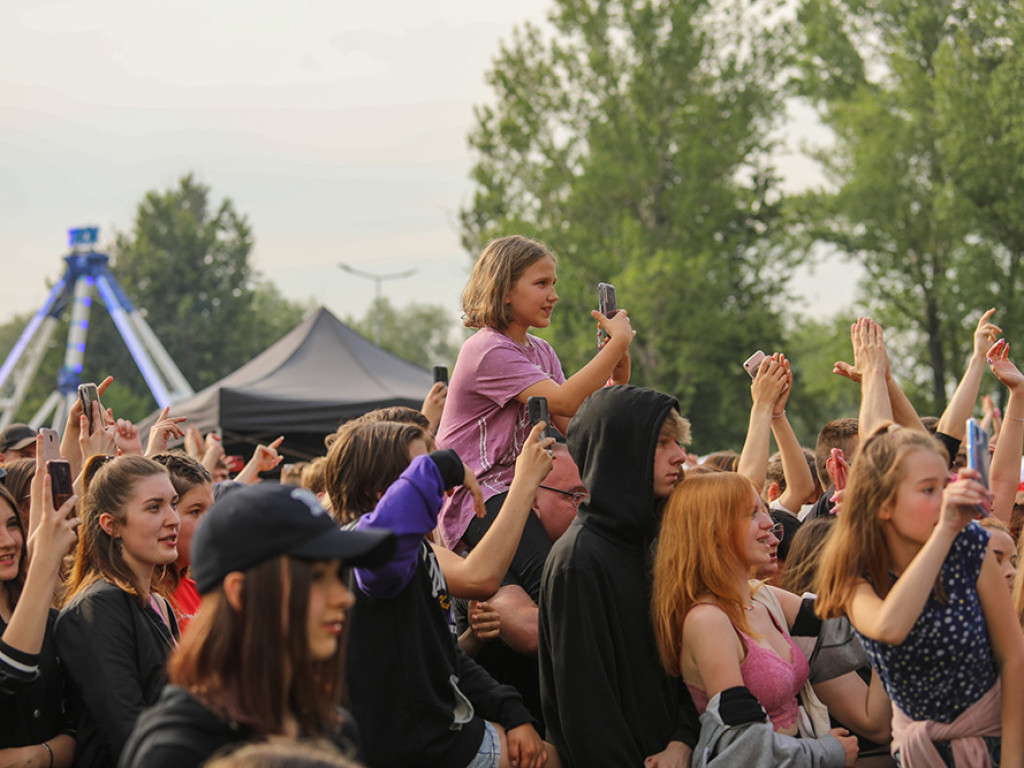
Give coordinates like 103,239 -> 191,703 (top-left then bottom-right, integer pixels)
353,454 -> 445,599
473,337 -> 560,407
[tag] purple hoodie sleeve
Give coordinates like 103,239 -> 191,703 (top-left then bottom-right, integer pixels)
353,453 -> 446,598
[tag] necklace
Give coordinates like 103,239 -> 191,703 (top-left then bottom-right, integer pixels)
742,603 -> 755,612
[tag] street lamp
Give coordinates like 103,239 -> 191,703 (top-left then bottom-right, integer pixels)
338,263 -> 417,346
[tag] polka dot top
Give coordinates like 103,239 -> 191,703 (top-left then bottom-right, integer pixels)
857,522 -> 998,723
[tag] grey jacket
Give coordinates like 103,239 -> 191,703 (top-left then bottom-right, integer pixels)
691,687 -> 846,768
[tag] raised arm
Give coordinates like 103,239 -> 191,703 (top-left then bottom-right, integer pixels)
768,357 -> 816,512
847,469 -> 990,644
435,424 -> 554,598
986,339 -> 1024,524
852,319 -> 894,441
737,355 -> 788,490
517,309 -> 634,417
937,309 -> 1001,441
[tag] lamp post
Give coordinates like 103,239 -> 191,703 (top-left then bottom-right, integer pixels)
338,263 -> 417,346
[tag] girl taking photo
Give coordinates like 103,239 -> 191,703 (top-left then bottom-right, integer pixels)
1,441 -> 79,768
816,422 -> 1024,766
120,483 -> 395,768
54,456 -> 180,768
436,235 -> 634,598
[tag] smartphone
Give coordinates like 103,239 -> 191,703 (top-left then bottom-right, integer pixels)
39,428 -> 61,464
966,416 -> 991,485
48,460 -> 74,511
743,350 -> 767,378
527,396 -> 556,440
597,282 -> 617,348
830,447 -> 849,492
432,366 -> 449,387
78,383 -> 105,435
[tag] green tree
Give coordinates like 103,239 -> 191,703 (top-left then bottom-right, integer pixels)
0,175 -> 311,423
462,0 -> 795,448
792,0 -> 1024,410
347,297 -> 463,370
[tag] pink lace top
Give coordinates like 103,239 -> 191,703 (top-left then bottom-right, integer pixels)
686,611 -> 809,732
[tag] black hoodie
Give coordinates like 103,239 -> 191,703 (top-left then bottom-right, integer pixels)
538,386 -> 699,766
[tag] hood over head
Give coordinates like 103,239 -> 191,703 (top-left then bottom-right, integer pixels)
568,385 -> 681,548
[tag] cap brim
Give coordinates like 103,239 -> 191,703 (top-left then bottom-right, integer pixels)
8,437 -> 35,452
290,525 -> 396,568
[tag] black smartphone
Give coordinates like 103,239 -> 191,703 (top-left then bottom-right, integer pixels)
48,459 -> 74,511
432,366 -> 449,387
40,428 -> 61,464
78,383 -> 104,435
597,282 -> 617,348
527,396 -> 555,440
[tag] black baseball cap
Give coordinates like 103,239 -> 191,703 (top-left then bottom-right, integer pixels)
0,424 -> 36,453
191,484 -> 396,594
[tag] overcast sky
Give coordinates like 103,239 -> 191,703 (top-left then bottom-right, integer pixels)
2,0 -> 858,342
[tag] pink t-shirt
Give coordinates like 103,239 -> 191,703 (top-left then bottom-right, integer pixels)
436,327 -> 565,548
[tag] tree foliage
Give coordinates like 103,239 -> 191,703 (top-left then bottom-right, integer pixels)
0,175 -> 310,423
462,0 -> 796,448
792,0 -> 1024,411
346,297 -> 464,371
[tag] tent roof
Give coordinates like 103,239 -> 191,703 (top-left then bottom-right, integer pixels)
146,307 -> 432,443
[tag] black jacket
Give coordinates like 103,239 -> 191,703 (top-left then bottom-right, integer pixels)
118,685 -> 361,768
54,580 -> 177,768
0,609 -> 74,748
539,385 -> 699,767
347,452 -> 534,768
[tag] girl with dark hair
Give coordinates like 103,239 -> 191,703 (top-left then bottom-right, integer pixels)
436,235 -> 635,600
119,483 -> 395,768
1,437 -> 79,767
151,453 -> 214,632
53,455 -> 180,768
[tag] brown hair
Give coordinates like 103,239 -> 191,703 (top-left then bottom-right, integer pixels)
1,458 -> 34,525
152,453 -> 212,498
301,457 -> 328,496
778,517 -> 835,596
168,556 -> 345,738
814,418 -> 859,488
0,484 -> 26,609
204,740 -> 363,768
325,421 -> 426,524
652,472 -> 761,676
460,235 -> 554,329
702,451 -> 740,473
815,424 -> 948,619
62,456 -> 171,607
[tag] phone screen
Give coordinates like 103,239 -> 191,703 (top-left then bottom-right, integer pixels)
48,460 -> 74,510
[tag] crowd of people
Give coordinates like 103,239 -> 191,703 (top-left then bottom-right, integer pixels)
2,234 -> 1023,768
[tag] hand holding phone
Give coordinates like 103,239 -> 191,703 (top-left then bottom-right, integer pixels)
597,282 -> 617,348
743,350 -> 767,379
47,460 -> 74,513
527,396 -> 557,442
40,428 -> 61,464
78,383 -> 106,436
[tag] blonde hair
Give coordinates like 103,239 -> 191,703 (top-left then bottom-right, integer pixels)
652,472 -> 760,676
815,424 -> 948,619
460,235 -> 554,330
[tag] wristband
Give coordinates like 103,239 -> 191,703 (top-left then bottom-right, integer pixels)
42,741 -> 54,768
772,410 -> 786,420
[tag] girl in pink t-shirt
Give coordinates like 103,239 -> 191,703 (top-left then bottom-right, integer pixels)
436,235 -> 634,599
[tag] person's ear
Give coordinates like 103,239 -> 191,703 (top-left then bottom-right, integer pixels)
223,572 -> 246,612
878,501 -> 893,522
766,482 -> 782,502
825,455 -> 837,484
98,512 -> 118,537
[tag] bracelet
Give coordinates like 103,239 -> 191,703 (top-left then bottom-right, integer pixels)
41,741 -> 53,768
1006,416 -> 1024,423
772,411 -> 786,420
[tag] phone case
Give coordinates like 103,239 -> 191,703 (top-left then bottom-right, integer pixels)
743,350 -> 766,378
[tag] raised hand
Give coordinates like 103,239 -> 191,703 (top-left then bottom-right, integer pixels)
113,418 -> 144,456
421,381 -> 448,433
77,408 -> 117,463
144,407 -> 188,457
973,308 -> 1002,358
236,437 -> 285,484
851,317 -> 889,378
987,339 -> 1024,392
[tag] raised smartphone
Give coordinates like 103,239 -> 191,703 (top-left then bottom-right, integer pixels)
47,460 -> 74,511
527,396 -> 556,440
743,350 -> 767,378
78,383 -> 105,435
597,282 -> 617,348
433,366 -> 449,387
39,428 -> 61,464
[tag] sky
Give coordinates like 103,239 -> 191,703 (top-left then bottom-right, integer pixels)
1,0 -> 860,341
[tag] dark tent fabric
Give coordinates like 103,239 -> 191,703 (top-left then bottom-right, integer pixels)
141,307 -> 433,459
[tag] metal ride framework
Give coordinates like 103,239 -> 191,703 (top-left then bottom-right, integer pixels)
0,227 -> 194,433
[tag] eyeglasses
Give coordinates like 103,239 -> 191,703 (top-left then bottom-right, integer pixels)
770,523 -> 784,542
538,485 -> 589,510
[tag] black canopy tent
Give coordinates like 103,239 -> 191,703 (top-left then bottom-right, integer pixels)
141,307 -> 433,460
